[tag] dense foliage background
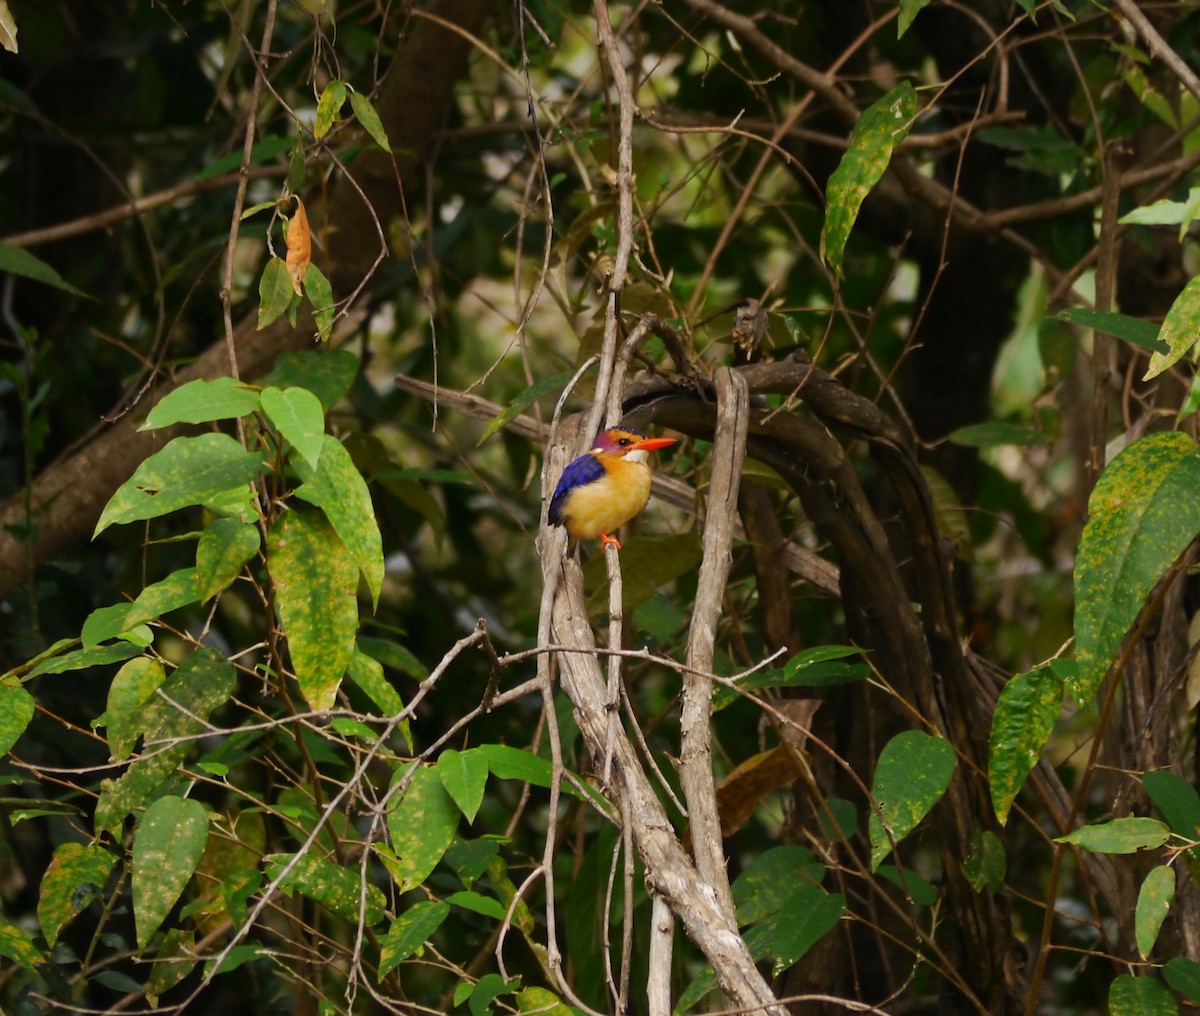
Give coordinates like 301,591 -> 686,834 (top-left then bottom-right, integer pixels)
5,0 -> 1200,1013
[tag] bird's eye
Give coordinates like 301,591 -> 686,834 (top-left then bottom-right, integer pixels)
618,437 -> 632,447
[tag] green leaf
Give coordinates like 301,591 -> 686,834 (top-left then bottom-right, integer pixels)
80,571 -> 200,649
105,657 -> 166,759
0,915 -> 42,971
821,81 -> 917,278
385,763 -> 459,891
1108,974 -> 1178,1016
946,422 -> 1051,448
349,90 -> 392,152
0,241 -> 89,297
261,385 -> 325,470
1073,432 -> 1200,703
269,509 -> 358,711
357,636 -> 428,680
303,263 -> 335,342
140,377 -> 261,431
478,370 -> 576,445
585,533 -> 704,619
446,890 -> 507,919
258,349 -> 358,411
1146,276 -> 1200,380
0,681 -> 34,756
1144,770 -> 1200,843
988,665 -> 1062,824
438,748 -> 488,823
315,79 -> 347,138
133,796 -> 210,951
265,851 -> 386,925
94,434 -> 263,536
516,987 -> 573,1015
897,0 -> 933,38
470,973 -> 518,1016
868,730 -> 956,870
94,648 -> 236,833
348,647 -> 405,716
38,843 -> 115,947
1135,865 -> 1175,959
1164,958 -> 1200,1002
27,641 -> 142,679
258,256 -> 294,330
294,435 -> 385,609
196,135 -> 291,181
378,901 -> 450,980
1054,307 -> 1168,355
876,864 -> 939,905
742,889 -> 845,969
1119,188 -> 1200,241
1055,816 -> 1170,853
732,845 -> 825,924
964,827 -> 1006,893
197,518 -> 261,601
147,929 -> 197,1006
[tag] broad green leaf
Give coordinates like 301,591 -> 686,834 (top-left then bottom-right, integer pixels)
732,845 -> 825,925
869,730 -> 956,870
258,349 -> 358,411
192,809 -> 264,933
989,665 -> 1062,824
269,509 -> 358,711
315,79 -> 347,138
0,241 -> 88,297
897,0 -> 933,38
197,517 -> 260,601
287,135 -> 306,193
1121,64 -> 1180,130
0,916 -> 41,970
964,827 -> 1006,893
876,864 -> 939,905
378,901 -> 450,979
1073,432 -> 1200,703
350,90 -> 392,152
1054,307 -> 1168,355
675,968 -> 718,1015
470,973 -> 518,1016
1120,188 -> 1200,241
133,795 -> 209,950
438,748 -> 488,823
1108,974 -> 1178,1016
94,434 -> 263,536
294,435 -> 384,609
240,199 -> 278,221
140,377 -> 260,431
742,888 -> 845,970
1144,770 -> 1200,843
105,657 -> 166,759
94,648 -> 236,833
1146,276 -> 1200,380
303,263 -> 335,342
478,744 -> 556,789
1136,865 -> 1175,959
347,647 -> 405,716
261,385 -> 324,470
84,566 -> 202,647
357,636 -> 428,680
821,81 -> 917,278
1164,958 -> 1200,1002
385,763 -> 459,891
265,851 -> 386,925
947,423 -> 1051,448
258,256 -> 294,330
27,641 -> 142,679
1055,817 -> 1170,853
446,890 -> 507,920
146,928 -> 196,1006
0,681 -> 34,755
38,842 -> 115,947
478,370 -> 576,445
516,987 -> 573,1015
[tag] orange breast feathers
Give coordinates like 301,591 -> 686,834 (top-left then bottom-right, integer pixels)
557,453 -> 654,542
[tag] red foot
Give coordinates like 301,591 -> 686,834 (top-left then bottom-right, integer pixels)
599,532 -> 623,552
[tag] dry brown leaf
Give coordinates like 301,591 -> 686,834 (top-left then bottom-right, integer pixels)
285,197 -> 311,295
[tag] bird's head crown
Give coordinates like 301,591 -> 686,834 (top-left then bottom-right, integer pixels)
590,428 -> 676,457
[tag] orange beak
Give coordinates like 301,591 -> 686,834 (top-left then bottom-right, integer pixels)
632,436 -> 675,452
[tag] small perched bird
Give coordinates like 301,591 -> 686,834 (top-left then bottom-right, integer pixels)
549,427 -> 676,551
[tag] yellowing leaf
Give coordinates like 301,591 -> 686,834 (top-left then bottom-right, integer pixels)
0,1 -> 18,54
285,198 -> 312,296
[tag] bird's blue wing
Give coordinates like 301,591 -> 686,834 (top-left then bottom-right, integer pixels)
549,453 -> 606,525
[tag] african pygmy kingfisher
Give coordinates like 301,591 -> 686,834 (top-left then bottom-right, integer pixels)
548,428 -> 676,551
